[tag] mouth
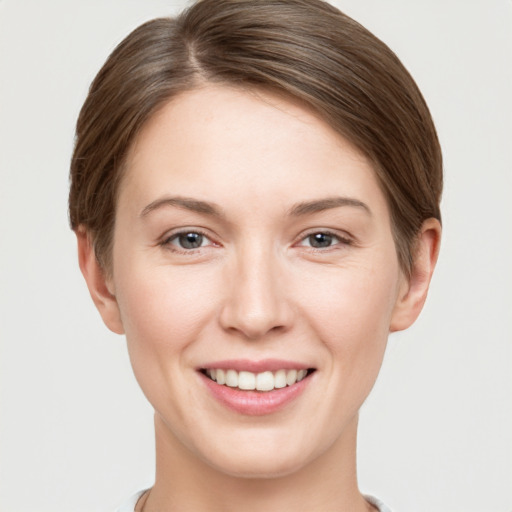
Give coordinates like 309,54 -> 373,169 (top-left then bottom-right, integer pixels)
197,359 -> 317,415
200,367 -> 316,392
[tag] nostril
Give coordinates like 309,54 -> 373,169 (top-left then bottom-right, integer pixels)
218,267 -> 294,340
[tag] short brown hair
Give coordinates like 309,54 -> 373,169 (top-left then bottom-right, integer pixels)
69,0 -> 442,276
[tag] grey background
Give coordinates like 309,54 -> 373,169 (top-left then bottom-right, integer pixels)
1,1 -> 511,511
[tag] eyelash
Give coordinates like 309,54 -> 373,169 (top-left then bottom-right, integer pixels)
160,229 -> 353,254
160,229 -> 215,253
297,230 -> 353,251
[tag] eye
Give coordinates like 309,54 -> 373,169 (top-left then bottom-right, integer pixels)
298,231 -> 351,249
164,231 -> 213,251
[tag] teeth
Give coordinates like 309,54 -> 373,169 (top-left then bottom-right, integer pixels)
297,369 -> 307,381
286,369 -> 297,386
238,371 -> 256,390
256,371 -> 274,391
204,368 -> 310,392
216,368 -> 226,385
274,369 -> 287,389
226,369 -> 238,387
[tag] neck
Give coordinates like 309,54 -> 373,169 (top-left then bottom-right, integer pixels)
141,413 -> 375,512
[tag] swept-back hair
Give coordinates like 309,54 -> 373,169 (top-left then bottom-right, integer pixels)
69,0 -> 442,276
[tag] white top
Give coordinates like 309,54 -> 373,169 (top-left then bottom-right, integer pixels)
365,494 -> 394,512
116,490 -> 394,511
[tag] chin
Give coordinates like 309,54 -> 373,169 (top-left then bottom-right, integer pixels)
197,434 -> 317,480
209,455 -> 308,480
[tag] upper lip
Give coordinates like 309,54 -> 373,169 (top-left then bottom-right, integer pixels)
199,359 -> 312,373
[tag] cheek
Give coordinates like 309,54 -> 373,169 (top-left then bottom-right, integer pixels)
114,262 -> 218,364
309,268 -> 399,438
112,263 -> 222,419
297,259 -> 400,364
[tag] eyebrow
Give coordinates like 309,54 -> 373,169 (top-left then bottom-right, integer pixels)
288,196 -> 371,216
140,196 -> 225,219
140,195 -> 371,219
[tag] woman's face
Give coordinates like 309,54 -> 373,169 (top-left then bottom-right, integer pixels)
109,85 -> 407,477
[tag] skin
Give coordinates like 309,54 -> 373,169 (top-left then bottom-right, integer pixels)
77,85 -> 440,511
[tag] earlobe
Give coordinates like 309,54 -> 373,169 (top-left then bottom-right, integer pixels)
390,218 -> 442,332
76,228 -> 125,335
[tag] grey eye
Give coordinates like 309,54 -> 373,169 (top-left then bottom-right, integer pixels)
177,232 -> 204,249
307,233 -> 334,248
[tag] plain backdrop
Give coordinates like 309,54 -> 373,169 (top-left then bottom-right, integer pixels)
1,1 -> 511,511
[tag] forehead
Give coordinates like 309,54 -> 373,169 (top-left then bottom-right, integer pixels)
120,85 -> 388,220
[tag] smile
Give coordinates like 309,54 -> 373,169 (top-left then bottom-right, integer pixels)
198,360 -> 316,415
203,368 -> 311,392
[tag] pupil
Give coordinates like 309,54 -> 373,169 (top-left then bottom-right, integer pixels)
310,233 -> 332,248
179,232 -> 203,249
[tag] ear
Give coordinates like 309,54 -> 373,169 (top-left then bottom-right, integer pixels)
390,218 -> 442,332
76,228 -> 125,334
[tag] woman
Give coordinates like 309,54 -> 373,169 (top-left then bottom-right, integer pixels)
69,0 -> 442,510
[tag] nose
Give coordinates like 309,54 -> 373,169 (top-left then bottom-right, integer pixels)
219,243 -> 293,340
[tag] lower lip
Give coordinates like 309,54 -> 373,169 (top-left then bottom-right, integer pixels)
199,372 -> 312,416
